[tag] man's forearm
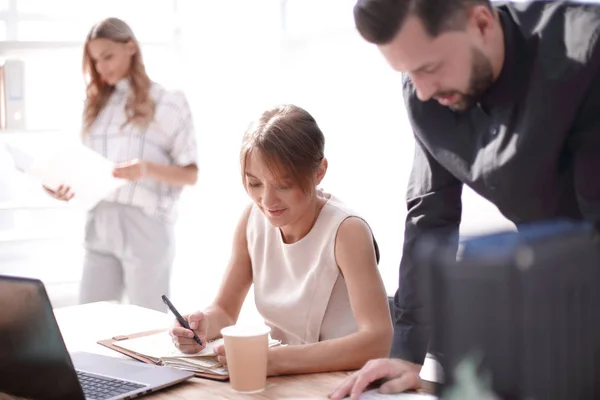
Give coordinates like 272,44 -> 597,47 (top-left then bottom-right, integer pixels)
391,198 -> 461,363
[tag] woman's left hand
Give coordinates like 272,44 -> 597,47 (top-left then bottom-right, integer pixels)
214,343 -> 228,368
214,344 -> 276,375
113,159 -> 149,181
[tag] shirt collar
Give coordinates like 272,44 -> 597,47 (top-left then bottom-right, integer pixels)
480,7 -> 527,110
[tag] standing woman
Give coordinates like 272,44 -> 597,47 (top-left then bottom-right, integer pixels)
45,17 -> 198,312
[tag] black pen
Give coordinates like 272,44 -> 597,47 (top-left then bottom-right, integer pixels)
161,294 -> 203,346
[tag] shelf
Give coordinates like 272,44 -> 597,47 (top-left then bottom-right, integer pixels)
0,40 -> 169,56
0,228 -> 79,243
0,41 -> 84,54
0,129 -> 66,139
0,199 -> 73,211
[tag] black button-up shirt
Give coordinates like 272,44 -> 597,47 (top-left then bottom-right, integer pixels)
393,1 -> 600,364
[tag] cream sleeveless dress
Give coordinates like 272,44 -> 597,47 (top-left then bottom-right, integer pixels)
246,194 -> 365,345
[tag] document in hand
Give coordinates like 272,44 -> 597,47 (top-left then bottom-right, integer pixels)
112,331 -> 282,376
4,140 -> 127,210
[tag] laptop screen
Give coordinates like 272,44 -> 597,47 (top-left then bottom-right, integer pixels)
0,276 -> 84,400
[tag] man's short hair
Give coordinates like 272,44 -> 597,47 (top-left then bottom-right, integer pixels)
353,0 -> 493,44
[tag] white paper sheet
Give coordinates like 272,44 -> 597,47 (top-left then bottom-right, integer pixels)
4,141 -> 35,173
349,389 -> 437,399
114,331 -> 224,358
114,331 -> 281,359
5,140 -> 127,210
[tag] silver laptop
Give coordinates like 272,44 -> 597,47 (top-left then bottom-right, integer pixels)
0,275 -> 194,400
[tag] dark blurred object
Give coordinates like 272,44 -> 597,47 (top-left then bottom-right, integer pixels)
418,219 -> 600,400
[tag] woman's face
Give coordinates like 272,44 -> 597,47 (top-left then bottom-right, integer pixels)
244,151 -> 320,228
87,38 -> 135,86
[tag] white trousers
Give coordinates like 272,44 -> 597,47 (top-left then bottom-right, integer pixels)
79,201 -> 175,312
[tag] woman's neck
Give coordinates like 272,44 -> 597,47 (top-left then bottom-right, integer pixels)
279,196 -> 326,244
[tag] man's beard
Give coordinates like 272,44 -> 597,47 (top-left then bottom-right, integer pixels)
436,48 -> 495,112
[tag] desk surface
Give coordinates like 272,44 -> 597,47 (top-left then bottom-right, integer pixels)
54,302 -> 352,399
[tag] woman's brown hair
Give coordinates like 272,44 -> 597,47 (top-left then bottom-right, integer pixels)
82,17 -> 154,133
240,104 -> 325,194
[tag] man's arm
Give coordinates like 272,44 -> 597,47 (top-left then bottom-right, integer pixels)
391,73 -> 464,364
329,143 -> 462,399
570,68 -> 600,223
391,135 -> 463,364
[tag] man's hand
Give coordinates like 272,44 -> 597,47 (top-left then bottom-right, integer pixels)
329,358 -> 422,400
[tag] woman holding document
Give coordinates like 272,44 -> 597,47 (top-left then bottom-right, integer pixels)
170,104 -> 392,375
44,17 -> 198,312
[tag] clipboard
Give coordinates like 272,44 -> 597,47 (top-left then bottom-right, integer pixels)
97,329 -> 229,382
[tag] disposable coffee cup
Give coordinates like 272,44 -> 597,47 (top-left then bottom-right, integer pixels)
221,324 -> 271,393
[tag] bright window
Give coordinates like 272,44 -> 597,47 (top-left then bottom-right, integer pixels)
0,0 -> 513,311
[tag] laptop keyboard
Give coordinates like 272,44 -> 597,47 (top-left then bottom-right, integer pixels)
76,370 -> 147,400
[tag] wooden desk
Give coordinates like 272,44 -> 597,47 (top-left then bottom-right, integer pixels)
54,302 -> 352,399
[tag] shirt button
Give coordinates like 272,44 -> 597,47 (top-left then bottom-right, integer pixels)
490,127 -> 499,136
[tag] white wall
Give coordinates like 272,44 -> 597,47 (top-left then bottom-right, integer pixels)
0,0 -> 513,314
168,0 -> 513,314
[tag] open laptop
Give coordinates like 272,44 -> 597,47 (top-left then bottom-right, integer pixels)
0,275 -> 194,400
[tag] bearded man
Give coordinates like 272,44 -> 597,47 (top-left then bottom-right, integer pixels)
330,1 -> 600,398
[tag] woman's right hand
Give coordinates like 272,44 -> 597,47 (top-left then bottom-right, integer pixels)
43,185 -> 75,201
169,311 -> 209,354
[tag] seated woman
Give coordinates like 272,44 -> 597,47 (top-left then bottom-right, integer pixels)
170,104 -> 392,375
